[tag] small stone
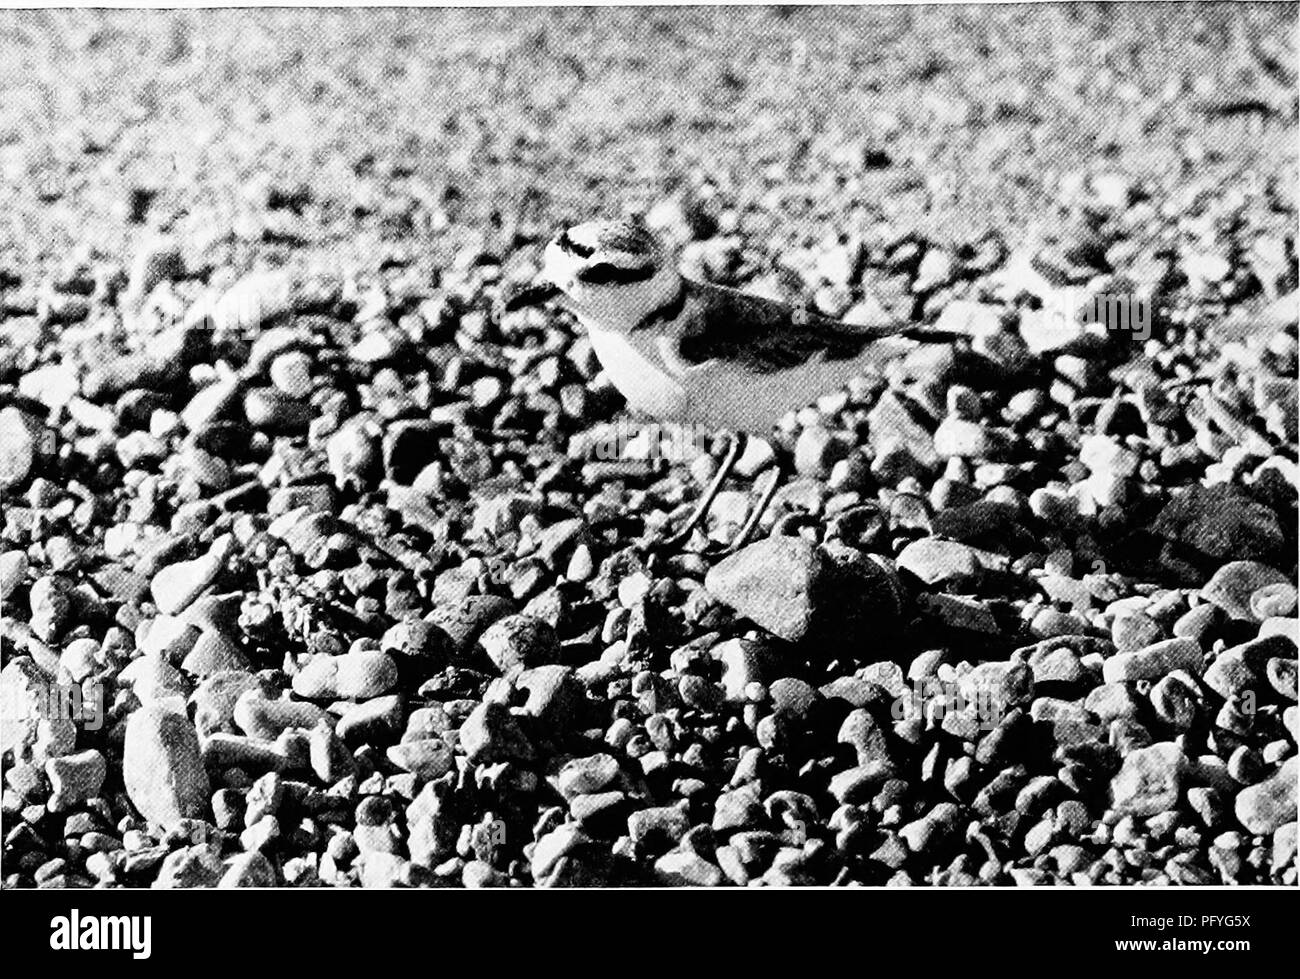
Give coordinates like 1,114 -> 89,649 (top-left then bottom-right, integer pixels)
1102,638 -> 1202,684
1,657 -> 78,762
716,638 -> 778,703
957,661 -> 1034,711
149,537 -> 231,615
1202,561 -> 1292,622
1202,648 -> 1258,701
899,803 -> 961,853
123,704 -> 211,827
0,406 -> 45,490
712,787 -> 764,834
1252,582 -> 1298,621
478,615 -> 559,673
769,677 -> 817,719
557,754 -> 620,799
309,721 -> 354,783
1267,658 -> 1298,701
1085,682 -> 1143,722
233,692 -> 328,740
244,387 -> 311,432
896,538 -> 981,586
45,750 -> 107,810
0,550 -> 29,602
628,806 -> 690,848
29,574 -> 75,643
655,850 -> 723,886
1111,611 -> 1163,653
517,665 -> 581,730
1234,757 -> 1297,835
425,595 -> 515,659
268,350 -> 314,399
218,851 -> 277,888
459,702 -> 533,764
1151,485 -> 1286,576
828,762 -> 896,804
1109,741 -> 1186,818
292,649 -> 398,700
1149,671 -> 1200,731
837,708 -> 890,765
386,740 -> 454,780
181,628 -> 250,677
934,417 -> 1002,459
335,695 -> 403,745
704,537 -> 901,645
794,426 -> 852,478
1273,823 -> 1297,871
1172,604 -> 1219,642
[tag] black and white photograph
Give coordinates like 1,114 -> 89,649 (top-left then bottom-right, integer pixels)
0,0 -> 1296,956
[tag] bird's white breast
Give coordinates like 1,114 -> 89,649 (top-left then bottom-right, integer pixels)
583,320 -> 689,419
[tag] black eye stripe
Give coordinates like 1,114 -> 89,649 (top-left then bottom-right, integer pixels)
558,230 -> 594,258
576,262 -> 657,286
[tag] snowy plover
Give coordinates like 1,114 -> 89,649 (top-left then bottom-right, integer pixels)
506,218 -> 958,551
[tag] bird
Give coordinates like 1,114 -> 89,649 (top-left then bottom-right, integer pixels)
504,217 -> 960,553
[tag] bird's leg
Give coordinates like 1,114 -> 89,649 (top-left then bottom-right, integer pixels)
656,431 -> 747,549
718,457 -> 787,554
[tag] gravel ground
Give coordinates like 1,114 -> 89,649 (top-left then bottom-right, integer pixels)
1,5 -> 1297,888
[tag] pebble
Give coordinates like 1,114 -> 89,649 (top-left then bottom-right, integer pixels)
292,649 -> 398,700
219,851 -> 278,888
1267,658 -> 1297,701
704,536 -> 901,644
1252,582 -> 1298,620
1150,485 -> 1286,573
460,702 -> 533,764
268,350 -> 315,398
1234,757 -> 1297,835
478,614 -> 560,672
45,749 -> 107,810
0,549 -> 29,601
557,754 -> 620,799
934,417 -> 1002,459
1201,561 -> 1292,621
1149,671 -> 1200,730
1202,647 -> 1258,701
896,537 -> 981,586
233,691 -> 329,740
1109,741 -> 1186,818
655,850 -> 724,886
244,387 -> 312,431
1102,638 -> 1202,684
386,740 -> 454,780
336,695 -> 403,745
149,536 -> 232,615
123,704 -> 211,827
0,406 -> 44,489
0,657 -> 78,762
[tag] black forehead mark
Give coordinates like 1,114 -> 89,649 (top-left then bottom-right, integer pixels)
558,229 -> 594,258
576,261 -> 658,286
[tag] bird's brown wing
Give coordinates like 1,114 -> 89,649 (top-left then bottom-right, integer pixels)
676,282 -> 946,375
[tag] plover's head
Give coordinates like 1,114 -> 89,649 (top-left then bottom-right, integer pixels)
505,219 -> 681,331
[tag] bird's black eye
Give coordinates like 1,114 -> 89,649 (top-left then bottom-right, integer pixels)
577,262 -> 657,286
558,230 -> 594,258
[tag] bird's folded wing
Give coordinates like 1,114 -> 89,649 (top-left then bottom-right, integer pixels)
676,283 -> 936,374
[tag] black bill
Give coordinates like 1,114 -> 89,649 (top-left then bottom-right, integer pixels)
502,280 -> 563,312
